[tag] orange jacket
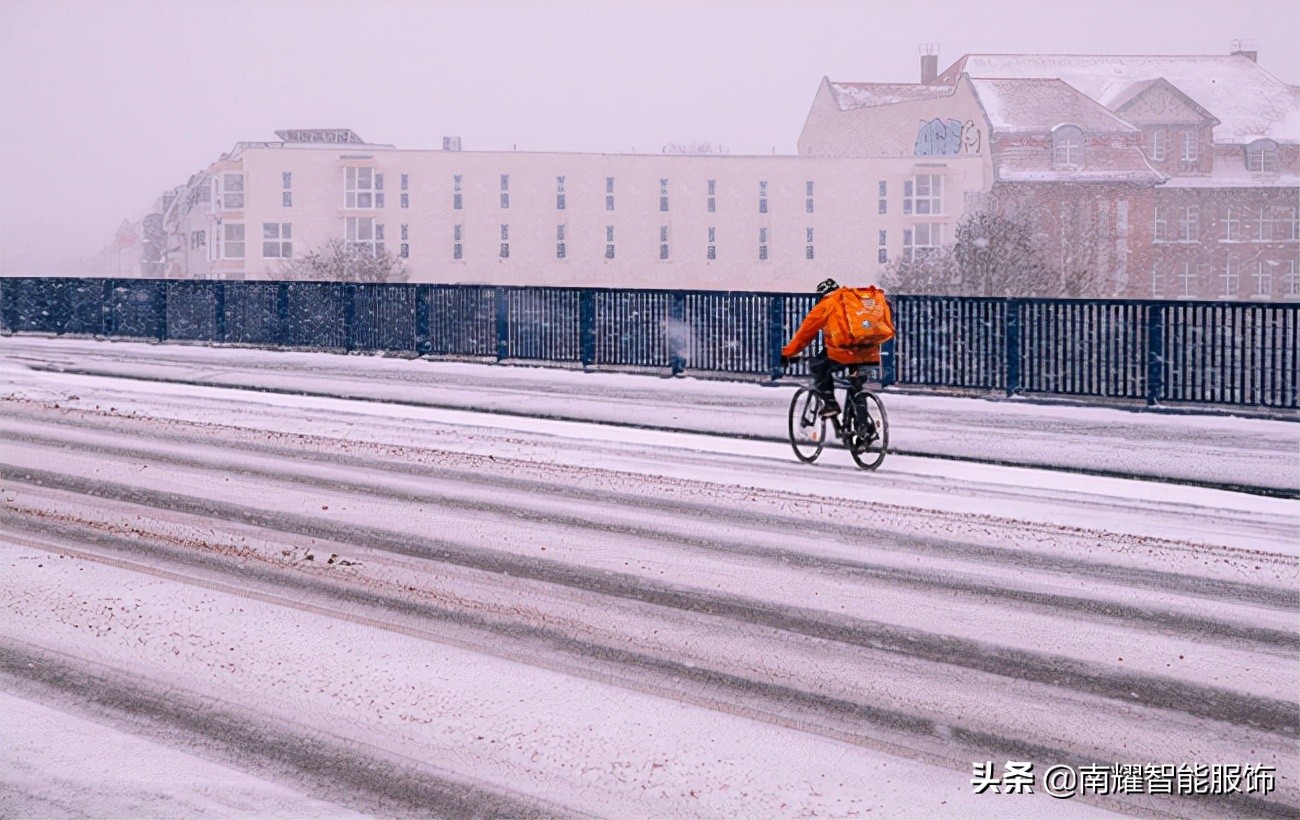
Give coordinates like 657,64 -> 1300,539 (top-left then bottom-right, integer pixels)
782,286 -> 886,365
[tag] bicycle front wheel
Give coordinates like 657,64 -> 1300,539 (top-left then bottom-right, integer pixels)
787,388 -> 827,463
846,391 -> 889,471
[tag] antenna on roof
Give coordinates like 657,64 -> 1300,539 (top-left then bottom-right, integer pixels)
1230,38 -> 1259,62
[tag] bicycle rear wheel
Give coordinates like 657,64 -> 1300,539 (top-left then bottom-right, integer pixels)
787,388 -> 827,463
846,391 -> 889,470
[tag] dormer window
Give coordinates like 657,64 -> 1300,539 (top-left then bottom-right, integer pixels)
1052,125 -> 1084,169
1246,139 -> 1279,173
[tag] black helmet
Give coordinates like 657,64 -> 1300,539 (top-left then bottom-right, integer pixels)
816,278 -> 839,297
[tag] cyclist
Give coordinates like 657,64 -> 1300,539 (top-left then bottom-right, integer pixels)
780,278 -> 885,418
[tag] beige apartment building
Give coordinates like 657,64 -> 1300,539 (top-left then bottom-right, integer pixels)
149,128 -> 987,292
118,47 -> 1297,300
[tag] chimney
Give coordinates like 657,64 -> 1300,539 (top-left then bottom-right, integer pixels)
1230,38 -> 1258,62
920,43 -> 939,83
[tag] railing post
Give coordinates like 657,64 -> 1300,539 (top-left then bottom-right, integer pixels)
415,284 -> 431,355
156,280 -> 168,341
495,287 -> 509,362
215,282 -> 227,344
669,291 -> 686,376
343,282 -> 357,352
1147,303 -> 1165,405
276,282 -> 290,347
579,288 -> 596,369
102,279 -> 116,337
767,295 -> 784,381
1004,298 -> 1021,397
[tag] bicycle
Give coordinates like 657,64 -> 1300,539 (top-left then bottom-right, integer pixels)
786,361 -> 889,470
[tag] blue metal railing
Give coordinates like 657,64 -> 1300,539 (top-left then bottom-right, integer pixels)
0,277 -> 1296,409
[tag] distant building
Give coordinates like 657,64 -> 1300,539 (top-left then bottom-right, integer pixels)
108,48 -> 1298,300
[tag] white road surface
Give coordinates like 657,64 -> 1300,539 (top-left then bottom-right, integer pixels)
0,337 -> 1296,817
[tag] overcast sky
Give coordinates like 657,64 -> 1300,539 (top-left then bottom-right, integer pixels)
1,0 -> 1296,273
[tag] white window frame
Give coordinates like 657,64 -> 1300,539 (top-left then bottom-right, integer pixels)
1154,207 -> 1169,243
1283,260 -> 1300,297
706,179 -> 716,213
282,172 -> 292,208
706,226 -> 716,260
500,223 -> 509,258
1221,255 -> 1239,297
453,174 -> 463,210
1177,206 -> 1199,243
903,222 -> 943,262
1182,130 -> 1199,164
345,167 -> 384,209
453,223 -> 463,260
345,216 -> 384,256
1246,140 -> 1279,173
758,227 -> 769,261
1052,125 -> 1084,169
1251,261 -> 1271,297
556,223 -> 566,259
1178,262 -> 1197,297
221,222 -> 245,259
604,225 -> 615,259
1150,129 -> 1166,162
261,222 -> 292,258
904,174 -> 943,215
1151,263 -> 1165,297
659,178 -> 669,212
805,227 -> 814,260
556,175 -> 566,210
659,225 -> 669,261
758,180 -> 768,214
216,172 -> 244,210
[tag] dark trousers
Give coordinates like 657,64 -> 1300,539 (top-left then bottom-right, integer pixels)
810,348 -> 841,407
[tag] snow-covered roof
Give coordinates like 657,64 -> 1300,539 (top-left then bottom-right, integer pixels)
940,54 -> 1300,144
991,144 -> 1164,184
827,82 -> 954,110
969,78 -> 1139,134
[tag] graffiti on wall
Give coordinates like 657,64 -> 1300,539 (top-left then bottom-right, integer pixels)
914,118 -> 981,156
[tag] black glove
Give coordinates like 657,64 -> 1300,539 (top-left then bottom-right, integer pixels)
780,355 -> 794,368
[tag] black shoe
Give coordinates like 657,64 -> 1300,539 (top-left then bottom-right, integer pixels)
819,402 -> 841,419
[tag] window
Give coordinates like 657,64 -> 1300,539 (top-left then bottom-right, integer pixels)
1154,207 -> 1169,242
605,225 -> 615,259
1052,125 -> 1084,168
1182,130 -> 1199,163
282,172 -> 292,207
453,174 -> 463,210
659,225 -> 670,260
707,179 -> 716,213
1150,263 -> 1164,297
190,230 -> 206,250
400,223 -> 409,258
262,222 -> 292,258
217,173 -> 244,210
879,230 -> 887,247
1177,206 -> 1199,242
805,227 -> 814,260
903,223 -> 943,262
1221,255 -> 1240,296
345,217 -> 383,256
660,178 -> 669,212
1225,206 -> 1243,241
556,224 -> 566,259
805,180 -> 815,213
500,174 -> 509,208
400,174 -> 409,209
1178,262 -> 1198,297
758,227 -> 768,261
345,167 -> 383,208
500,224 -> 509,258
707,227 -> 716,260
1246,140 -> 1279,173
878,248 -> 888,264
1251,261 -> 1271,297
1283,260 -> 1300,297
758,180 -> 768,214
904,175 -> 943,215
453,223 -> 463,260
1261,207 -> 1299,241
556,176 -> 566,210
1150,130 -> 1166,162
606,177 -> 614,211
221,222 -> 245,258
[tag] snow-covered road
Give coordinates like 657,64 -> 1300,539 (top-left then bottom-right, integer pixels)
1,337 -> 1296,817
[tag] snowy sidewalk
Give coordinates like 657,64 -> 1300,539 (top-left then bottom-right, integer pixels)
1,336 -> 1297,495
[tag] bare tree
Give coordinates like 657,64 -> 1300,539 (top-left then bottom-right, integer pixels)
280,238 -> 408,283
951,211 -> 1051,297
879,246 -> 959,295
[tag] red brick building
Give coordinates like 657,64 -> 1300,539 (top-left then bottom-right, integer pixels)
801,49 -> 1299,300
